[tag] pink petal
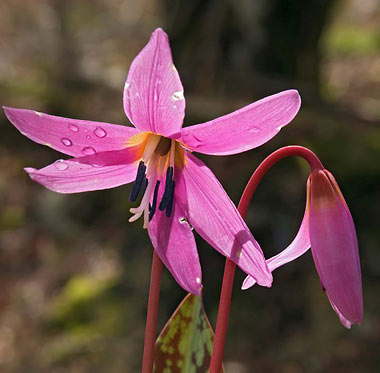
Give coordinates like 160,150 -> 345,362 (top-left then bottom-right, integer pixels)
75,147 -> 140,167
180,90 -> 301,155
177,153 -> 272,287
123,28 -> 185,138
148,171 -> 202,294
25,155 -> 137,194
326,292 -> 353,329
3,107 -> 138,157
242,179 -> 311,290
309,170 -> 363,325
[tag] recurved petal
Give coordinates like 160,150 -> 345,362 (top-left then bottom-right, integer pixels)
309,170 -> 363,325
242,178 -> 311,290
123,28 -> 185,138
180,90 -> 301,156
177,153 -> 272,287
3,107 -> 138,157
25,155 -> 137,194
148,172 -> 202,294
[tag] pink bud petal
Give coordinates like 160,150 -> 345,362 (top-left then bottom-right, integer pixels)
309,170 -> 363,326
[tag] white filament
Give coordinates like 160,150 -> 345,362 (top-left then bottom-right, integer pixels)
129,154 -> 158,227
142,135 -> 160,162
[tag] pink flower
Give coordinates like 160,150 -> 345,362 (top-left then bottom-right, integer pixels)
4,28 -> 301,295
243,169 -> 363,328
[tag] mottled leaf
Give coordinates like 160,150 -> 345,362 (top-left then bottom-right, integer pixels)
154,293 -> 223,372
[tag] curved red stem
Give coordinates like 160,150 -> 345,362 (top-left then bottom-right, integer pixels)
209,146 -> 323,372
142,250 -> 162,373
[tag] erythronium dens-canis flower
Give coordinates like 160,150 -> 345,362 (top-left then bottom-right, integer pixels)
4,28 -> 302,294
243,167 -> 363,328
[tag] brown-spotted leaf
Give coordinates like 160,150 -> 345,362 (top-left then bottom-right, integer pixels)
154,293 -> 223,372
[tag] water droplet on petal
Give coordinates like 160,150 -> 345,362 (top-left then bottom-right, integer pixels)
82,146 -> 96,155
172,90 -> 184,101
69,124 -> 79,132
173,105 -> 177,109
196,277 -> 201,284
86,135 -> 91,139
124,82 -> 130,90
179,217 -> 193,230
61,138 -> 73,147
35,111 -> 42,117
94,126 -> 107,138
54,160 -> 69,171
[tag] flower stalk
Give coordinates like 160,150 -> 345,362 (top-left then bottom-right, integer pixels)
210,145 -> 324,372
142,250 -> 163,373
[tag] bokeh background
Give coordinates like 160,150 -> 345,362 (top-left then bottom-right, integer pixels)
0,0 -> 379,372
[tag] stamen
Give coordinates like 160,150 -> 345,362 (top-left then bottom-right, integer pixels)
157,156 -> 167,177
129,155 -> 158,225
170,140 -> 175,168
149,180 -> 161,221
159,167 -> 174,211
129,161 -> 146,202
165,181 -> 175,217
143,206 -> 149,229
129,178 -> 155,222
141,176 -> 148,196
142,135 -> 161,161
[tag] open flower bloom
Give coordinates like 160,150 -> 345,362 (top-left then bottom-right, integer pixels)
242,169 -> 363,328
4,28 -> 302,295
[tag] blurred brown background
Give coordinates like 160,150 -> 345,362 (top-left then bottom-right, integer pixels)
0,0 -> 379,372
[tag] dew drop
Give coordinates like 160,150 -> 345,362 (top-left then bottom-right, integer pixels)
173,105 -> 177,109
94,126 -> 107,138
196,277 -> 201,284
172,90 -> 184,101
86,135 -> 91,139
179,217 -> 193,230
61,138 -> 73,147
54,160 -> 69,171
68,123 -> 79,132
82,146 -> 96,155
